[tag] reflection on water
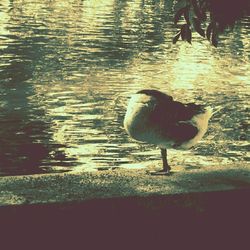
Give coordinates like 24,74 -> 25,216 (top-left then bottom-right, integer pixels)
0,0 -> 249,176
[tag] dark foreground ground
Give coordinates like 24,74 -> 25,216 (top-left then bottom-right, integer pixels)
0,163 -> 249,249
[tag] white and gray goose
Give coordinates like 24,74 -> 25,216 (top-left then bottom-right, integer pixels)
124,89 -> 213,175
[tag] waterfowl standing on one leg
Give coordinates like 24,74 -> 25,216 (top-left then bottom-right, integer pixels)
123,89 -> 213,175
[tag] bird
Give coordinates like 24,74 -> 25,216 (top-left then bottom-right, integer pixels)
123,89 -> 213,175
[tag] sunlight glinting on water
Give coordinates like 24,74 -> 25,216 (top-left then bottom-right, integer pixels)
0,0 -> 249,175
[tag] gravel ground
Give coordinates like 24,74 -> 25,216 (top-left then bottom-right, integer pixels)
0,163 -> 249,206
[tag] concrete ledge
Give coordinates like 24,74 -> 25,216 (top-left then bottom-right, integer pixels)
0,188 -> 249,249
0,163 -> 249,248
0,163 -> 249,206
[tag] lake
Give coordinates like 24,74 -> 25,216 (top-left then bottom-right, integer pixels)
0,0 -> 249,176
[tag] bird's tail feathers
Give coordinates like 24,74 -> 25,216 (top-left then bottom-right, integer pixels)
203,106 -> 213,117
211,106 -> 223,116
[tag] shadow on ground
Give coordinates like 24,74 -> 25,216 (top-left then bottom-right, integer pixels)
0,188 -> 249,249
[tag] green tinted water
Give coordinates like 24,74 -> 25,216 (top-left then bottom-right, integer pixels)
0,0 -> 249,175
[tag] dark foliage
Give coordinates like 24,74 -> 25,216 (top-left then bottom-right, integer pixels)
173,0 -> 250,46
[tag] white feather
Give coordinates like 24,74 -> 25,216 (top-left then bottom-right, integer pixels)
178,107 -> 213,149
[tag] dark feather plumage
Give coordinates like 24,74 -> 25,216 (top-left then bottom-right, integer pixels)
137,89 -> 204,142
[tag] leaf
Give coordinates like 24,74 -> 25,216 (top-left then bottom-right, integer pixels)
191,0 -> 202,19
200,10 -> 207,21
193,17 -> 205,37
211,29 -> 218,47
173,31 -> 181,44
186,26 -> 192,44
174,7 -> 186,24
206,23 -> 213,41
174,5 -> 191,25
180,24 -> 192,44
184,6 -> 190,25
180,24 -> 187,41
206,22 -> 219,47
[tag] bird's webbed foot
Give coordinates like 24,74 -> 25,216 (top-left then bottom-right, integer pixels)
149,169 -> 171,176
148,165 -> 171,176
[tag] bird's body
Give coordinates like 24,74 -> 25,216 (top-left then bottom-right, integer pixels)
124,89 -> 213,175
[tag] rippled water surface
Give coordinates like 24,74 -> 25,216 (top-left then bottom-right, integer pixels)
0,0 -> 249,176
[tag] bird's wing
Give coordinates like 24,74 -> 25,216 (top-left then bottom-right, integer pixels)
173,102 -> 205,121
147,97 -> 199,142
150,100 -> 190,125
166,121 -> 198,143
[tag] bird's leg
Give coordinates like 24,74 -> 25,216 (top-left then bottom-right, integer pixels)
161,148 -> 171,173
149,148 -> 171,175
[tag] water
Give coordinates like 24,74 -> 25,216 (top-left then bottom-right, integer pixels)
0,0 -> 249,176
